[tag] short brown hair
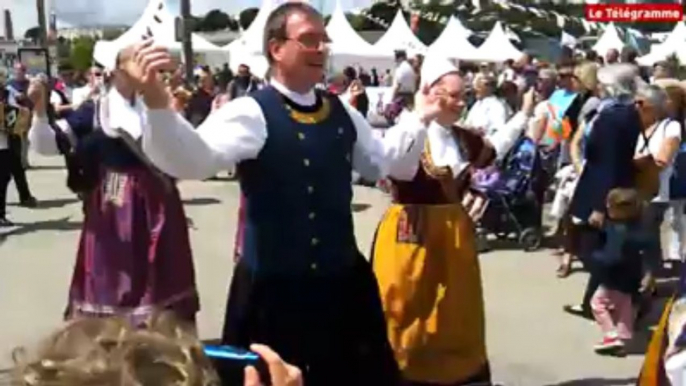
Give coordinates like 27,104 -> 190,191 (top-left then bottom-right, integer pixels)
262,2 -> 322,64
607,188 -> 642,221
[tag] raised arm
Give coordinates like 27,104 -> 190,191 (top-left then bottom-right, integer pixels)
27,80 -> 75,156
125,41 -> 266,180
345,102 -> 429,181
143,97 -> 267,180
486,89 -> 536,159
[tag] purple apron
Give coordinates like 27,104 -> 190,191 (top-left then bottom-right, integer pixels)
66,165 -> 199,326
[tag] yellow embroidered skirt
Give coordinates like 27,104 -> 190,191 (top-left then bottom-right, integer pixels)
372,203 -> 487,384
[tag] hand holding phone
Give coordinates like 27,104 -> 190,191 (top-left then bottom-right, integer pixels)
244,344 -> 303,386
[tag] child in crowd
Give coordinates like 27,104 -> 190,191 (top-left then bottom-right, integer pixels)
590,188 -> 647,355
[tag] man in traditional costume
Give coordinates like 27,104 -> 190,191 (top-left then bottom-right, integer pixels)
126,3 -> 445,385
26,45 -> 199,326
371,56 -> 534,386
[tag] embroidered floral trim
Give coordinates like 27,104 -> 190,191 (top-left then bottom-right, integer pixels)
285,97 -> 332,124
102,172 -> 128,207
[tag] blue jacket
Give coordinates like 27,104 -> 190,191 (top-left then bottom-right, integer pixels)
590,220 -> 646,294
569,98 -> 640,221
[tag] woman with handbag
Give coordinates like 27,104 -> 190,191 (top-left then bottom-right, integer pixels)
633,84 -> 683,294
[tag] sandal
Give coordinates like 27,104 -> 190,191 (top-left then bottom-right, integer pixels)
556,262 -> 572,278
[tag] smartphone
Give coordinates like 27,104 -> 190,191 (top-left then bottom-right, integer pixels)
204,345 -> 271,385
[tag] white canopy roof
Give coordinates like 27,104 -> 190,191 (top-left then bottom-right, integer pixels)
428,16 -> 479,61
326,0 -> 379,56
226,0 -> 277,54
637,22 -> 686,65
473,21 -> 523,62
373,10 -> 427,56
592,23 -> 624,56
93,0 -> 220,67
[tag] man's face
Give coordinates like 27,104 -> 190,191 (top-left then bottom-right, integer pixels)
88,67 -> 103,84
237,65 -> 250,78
270,11 -> 329,88
13,64 -> 26,81
430,73 -> 465,125
557,69 -> 574,90
537,76 -> 556,96
606,49 -> 619,64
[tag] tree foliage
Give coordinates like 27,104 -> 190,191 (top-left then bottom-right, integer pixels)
239,8 -> 260,30
101,27 -> 126,40
69,36 -> 96,72
24,27 -> 41,42
194,9 -> 239,32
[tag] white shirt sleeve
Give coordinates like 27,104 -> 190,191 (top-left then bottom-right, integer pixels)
341,100 -> 427,182
489,98 -> 509,130
667,351 -> 686,386
142,96 -> 267,180
487,111 -> 530,159
71,87 -> 90,108
50,91 -> 62,106
28,116 -> 74,156
666,120 -> 682,140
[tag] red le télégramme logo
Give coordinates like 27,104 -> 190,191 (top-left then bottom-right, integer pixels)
585,4 -> 683,22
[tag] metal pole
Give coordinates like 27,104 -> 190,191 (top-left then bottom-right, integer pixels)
35,0 -> 48,47
180,0 -> 194,88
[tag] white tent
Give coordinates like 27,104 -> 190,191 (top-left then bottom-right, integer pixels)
225,0 -> 278,55
473,21 -> 523,62
373,10 -> 427,56
427,16 -> 479,61
637,22 -> 686,66
592,22 -> 624,57
326,0 -> 376,55
93,0 -> 222,68
326,0 -> 393,72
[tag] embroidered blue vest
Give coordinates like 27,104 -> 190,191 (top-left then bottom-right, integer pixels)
238,86 -> 358,276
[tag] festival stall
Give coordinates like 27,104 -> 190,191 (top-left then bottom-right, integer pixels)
637,22 -> 686,66
591,22 -> 624,58
93,0 -> 225,68
326,0 -> 393,73
373,10 -> 427,56
473,21 -> 523,62
427,16 -> 479,62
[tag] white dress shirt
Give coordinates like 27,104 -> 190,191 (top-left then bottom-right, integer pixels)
393,61 -> 418,94
464,95 -> 510,135
141,80 -> 429,181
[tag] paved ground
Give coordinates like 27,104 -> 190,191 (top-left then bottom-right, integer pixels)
0,154 -> 653,385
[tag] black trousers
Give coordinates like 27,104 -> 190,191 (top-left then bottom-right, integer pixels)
7,135 -> 32,201
221,255 -> 401,386
0,149 -> 11,218
576,224 -> 603,312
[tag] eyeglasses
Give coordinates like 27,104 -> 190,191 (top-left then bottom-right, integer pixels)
285,33 -> 331,50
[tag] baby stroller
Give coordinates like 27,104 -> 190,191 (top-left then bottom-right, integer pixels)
475,136 -> 546,251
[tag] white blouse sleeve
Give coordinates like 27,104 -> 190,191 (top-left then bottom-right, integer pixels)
342,100 -> 427,182
486,111 -> 530,159
143,96 -> 267,180
28,115 -> 74,156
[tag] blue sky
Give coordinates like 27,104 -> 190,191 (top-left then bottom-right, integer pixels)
3,0 -> 371,38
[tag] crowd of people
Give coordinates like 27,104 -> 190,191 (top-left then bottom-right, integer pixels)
3,1 -> 686,385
